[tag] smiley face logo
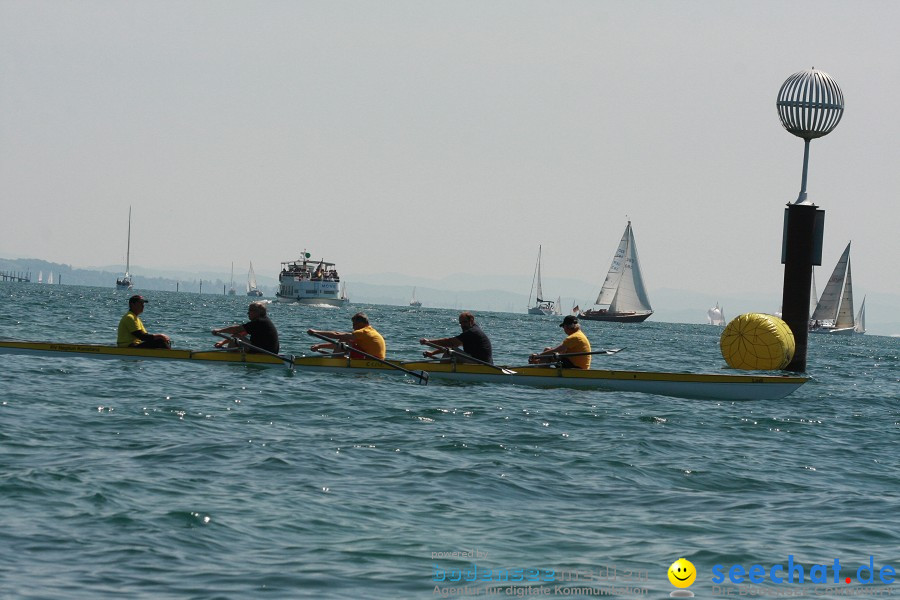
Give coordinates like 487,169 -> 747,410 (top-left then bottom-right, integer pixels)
668,558 -> 696,588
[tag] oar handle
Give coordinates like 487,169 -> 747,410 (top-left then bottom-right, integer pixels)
307,330 -> 428,385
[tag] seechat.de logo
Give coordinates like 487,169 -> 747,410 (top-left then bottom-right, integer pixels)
668,558 -> 696,597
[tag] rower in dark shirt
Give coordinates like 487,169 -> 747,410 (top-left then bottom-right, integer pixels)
419,311 -> 493,364
212,302 -> 280,353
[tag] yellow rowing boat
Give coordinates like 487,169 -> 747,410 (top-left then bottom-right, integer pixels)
0,339 -> 809,401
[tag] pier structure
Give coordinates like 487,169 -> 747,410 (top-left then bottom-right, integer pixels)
0,270 -> 32,283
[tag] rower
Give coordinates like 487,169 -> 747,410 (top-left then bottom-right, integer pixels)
212,302 -> 280,354
309,312 -> 385,360
420,311 -> 493,364
117,295 -> 171,349
528,315 -> 591,369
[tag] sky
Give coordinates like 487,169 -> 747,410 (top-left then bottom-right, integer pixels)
2,0 -> 898,306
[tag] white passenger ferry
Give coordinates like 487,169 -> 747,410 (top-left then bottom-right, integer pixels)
275,251 -> 348,306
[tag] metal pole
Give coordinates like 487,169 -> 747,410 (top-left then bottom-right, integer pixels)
781,203 -> 818,372
796,139 -> 810,204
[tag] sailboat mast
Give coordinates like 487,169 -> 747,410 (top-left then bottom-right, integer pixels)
528,246 -> 541,307
125,206 -> 132,274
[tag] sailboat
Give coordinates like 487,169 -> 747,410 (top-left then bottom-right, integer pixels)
246,261 -> 264,297
554,296 -> 562,316
116,206 -> 134,290
38,271 -> 43,284
409,287 -> 422,308
339,281 -> 349,303
809,242 -> 860,335
47,272 -> 54,285
527,245 -> 556,315
580,221 -> 653,323
227,262 -> 236,295
707,303 -> 725,326
854,296 -> 866,334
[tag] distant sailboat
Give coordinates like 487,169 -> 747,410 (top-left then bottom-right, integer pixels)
527,245 -> 556,315
38,271 -> 43,284
246,261 -> 264,297
554,296 -> 562,316
580,221 -> 653,323
707,303 -> 725,326
228,262 -> 236,295
854,296 -> 867,334
116,206 -> 134,290
810,242 -> 860,335
339,281 -> 349,303
409,287 -> 422,308
47,272 -> 54,285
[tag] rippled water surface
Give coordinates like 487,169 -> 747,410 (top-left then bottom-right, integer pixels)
1,284 -> 898,599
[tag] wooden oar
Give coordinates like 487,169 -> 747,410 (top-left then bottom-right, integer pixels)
213,332 -> 295,367
421,341 -> 517,375
307,330 -> 429,385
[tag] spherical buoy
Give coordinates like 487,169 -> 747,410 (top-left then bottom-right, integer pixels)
720,313 -> 795,370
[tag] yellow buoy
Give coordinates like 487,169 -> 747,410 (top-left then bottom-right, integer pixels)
720,313 -> 795,370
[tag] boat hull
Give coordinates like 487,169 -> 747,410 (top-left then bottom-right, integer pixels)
0,340 -> 808,401
580,310 -> 652,323
275,294 -> 348,306
277,276 -> 346,305
528,306 -> 553,315
809,326 -> 856,335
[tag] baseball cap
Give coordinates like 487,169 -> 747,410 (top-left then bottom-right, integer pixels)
559,315 -> 578,327
129,295 -> 148,304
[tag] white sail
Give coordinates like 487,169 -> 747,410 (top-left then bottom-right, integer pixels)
595,231 -> 628,306
811,242 -> 851,323
410,287 -> 422,307
834,258 -> 854,330
38,271 -> 43,284
854,296 -> 866,334
597,222 -> 652,314
246,261 -> 263,296
527,246 -> 555,315
248,262 -> 257,291
47,272 -> 54,284
707,303 -> 725,326
535,250 -> 544,302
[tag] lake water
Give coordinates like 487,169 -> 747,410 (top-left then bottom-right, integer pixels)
1,283 -> 897,599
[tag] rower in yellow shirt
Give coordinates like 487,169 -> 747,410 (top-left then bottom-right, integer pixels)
117,295 -> 171,349
528,315 -> 591,369
308,312 -> 385,360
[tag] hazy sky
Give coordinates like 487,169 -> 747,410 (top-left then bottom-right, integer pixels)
2,0 -> 898,301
